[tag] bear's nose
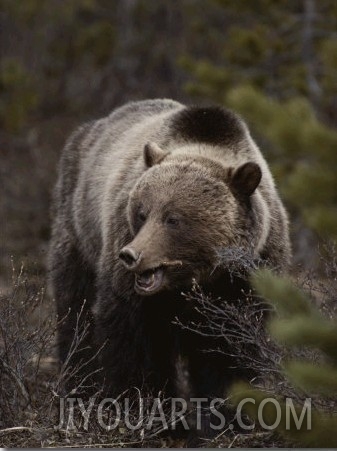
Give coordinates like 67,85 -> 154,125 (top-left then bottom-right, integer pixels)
119,247 -> 141,269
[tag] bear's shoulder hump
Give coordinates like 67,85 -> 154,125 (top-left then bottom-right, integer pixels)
170,106 -> 246,146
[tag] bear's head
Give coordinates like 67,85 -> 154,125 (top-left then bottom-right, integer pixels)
119,142 -> 263,296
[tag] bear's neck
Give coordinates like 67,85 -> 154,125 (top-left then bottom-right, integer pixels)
167,142 -> 241,171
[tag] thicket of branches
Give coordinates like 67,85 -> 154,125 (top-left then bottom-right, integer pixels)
1,247 -> 336,447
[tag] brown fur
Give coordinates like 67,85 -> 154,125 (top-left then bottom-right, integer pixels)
48,99 -> 291,440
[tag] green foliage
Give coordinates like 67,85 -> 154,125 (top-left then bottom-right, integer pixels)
182,1 -> 337,240
0,58 -> 38,132
231,383 -> 337,447
182,0 -> 337,104
252,269 -> 313,317
1,0 -> 47,23
1,0 -> 118,125
319,36 -> 337,98
73,21 -> 116,66
272,316 -> 337,357
230,269 -> 337,447
285,361 -> 337,395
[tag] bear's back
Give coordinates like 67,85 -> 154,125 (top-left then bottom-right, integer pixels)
108,98 -> 182,125
53,99 -> 290,269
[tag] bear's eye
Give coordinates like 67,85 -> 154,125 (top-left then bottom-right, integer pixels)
138,211 -> 147,222
165,216 -> 180,227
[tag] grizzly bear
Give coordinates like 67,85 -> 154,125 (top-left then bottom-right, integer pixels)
48,99 -> 291,439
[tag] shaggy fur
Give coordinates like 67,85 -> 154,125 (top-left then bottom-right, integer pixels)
48,99 -> 291,440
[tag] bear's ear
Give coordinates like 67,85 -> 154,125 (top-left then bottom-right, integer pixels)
144,142 -> 169,167
229,162 -> 262,196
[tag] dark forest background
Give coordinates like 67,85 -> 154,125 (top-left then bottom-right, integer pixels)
1,0 -> 337,287
1,1 -> 337,447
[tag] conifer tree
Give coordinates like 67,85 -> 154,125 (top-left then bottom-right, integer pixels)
182,0 -> 337,239
230,269 -> 337,447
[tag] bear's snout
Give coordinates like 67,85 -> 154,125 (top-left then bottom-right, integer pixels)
119,246 -> 141,269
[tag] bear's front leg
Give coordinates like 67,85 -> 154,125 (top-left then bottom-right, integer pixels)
93,281 -> 146,396
49,227 -> 98,396
187,347 -> 258,445
93,272 -> 178,398
187,342 -> 257,444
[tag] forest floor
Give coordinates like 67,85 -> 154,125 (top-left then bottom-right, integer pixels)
1,255 -> 335,448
